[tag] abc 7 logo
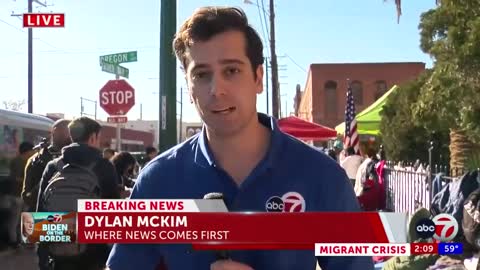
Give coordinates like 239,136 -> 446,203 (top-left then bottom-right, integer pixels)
47,214 -> 63,223
265,192 -> 306,213
415,214 -> 459,242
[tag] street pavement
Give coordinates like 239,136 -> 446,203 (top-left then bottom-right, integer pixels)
0,246 -> 38,270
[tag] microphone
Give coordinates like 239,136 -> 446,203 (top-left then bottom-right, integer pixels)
203,192 -> 230,260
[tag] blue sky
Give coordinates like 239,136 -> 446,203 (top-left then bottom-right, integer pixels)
0,0 -> 436,122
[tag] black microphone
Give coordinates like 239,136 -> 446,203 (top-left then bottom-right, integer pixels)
203,192 -> 230,260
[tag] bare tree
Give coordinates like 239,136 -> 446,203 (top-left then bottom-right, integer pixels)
3,99 -> 26,111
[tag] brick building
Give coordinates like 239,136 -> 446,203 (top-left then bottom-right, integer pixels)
295,62 -> 425,129
98,125 -> 154,152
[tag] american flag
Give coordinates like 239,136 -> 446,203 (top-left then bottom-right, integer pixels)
344,80 -> 360,154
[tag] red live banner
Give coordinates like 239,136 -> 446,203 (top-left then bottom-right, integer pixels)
77,212 -> 390,249
23,13 -> 65,28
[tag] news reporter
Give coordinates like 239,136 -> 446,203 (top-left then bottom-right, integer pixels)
107,6 -> 373,270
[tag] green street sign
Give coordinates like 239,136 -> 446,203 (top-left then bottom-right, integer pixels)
99,51 -> 137,65
101,62 -> 129,78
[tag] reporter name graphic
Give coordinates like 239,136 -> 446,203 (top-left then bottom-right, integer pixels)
82,215 -> 229,241
84,215 -> 188,227
77,199 -> 230,243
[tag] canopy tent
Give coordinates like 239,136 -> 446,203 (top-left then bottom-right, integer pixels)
335,85 -> 398,136
278,116 -> 337,140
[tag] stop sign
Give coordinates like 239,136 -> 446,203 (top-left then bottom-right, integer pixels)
99,79 -> 135,116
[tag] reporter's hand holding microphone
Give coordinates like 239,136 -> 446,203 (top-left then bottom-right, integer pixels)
204,193 -> 255,270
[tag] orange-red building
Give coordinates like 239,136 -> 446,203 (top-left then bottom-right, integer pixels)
294,62 -> 426,129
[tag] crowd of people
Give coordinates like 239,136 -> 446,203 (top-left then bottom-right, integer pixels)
4,116 -> 158,269
323,142 -> 387,212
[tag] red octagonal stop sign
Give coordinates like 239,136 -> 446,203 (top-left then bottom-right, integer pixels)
99,79 -> 135,116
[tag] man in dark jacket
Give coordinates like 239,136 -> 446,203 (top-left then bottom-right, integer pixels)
37,116 -> 120,270
37,117 -> 120,209
21,119 -> 71,211
9,141 -> 35,196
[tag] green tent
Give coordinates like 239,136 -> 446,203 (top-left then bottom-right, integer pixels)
335,85 -> 398,135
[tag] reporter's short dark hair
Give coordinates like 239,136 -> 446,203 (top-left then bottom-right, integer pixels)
68,117 -> 101,144
173,6 -> 264,78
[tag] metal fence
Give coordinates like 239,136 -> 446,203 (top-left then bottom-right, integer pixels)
383,161 -> 465,214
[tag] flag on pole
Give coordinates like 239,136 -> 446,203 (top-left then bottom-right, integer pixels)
344,80 -> 360,154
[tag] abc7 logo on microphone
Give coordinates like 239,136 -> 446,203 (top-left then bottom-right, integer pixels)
415,213 -> 459,242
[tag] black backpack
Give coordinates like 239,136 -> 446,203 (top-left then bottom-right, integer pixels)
41,158 -> 101,257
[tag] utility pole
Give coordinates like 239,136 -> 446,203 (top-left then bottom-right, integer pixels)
159,0 -> 177,152
269,0 -> 280,119
12,0 -> 49,113
27,0 -> 33,113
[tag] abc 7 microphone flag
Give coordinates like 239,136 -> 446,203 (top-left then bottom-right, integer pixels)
21,199 -> 458,256
415,213 -> 459,242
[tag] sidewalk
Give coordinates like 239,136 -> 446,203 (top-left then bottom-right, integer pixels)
0,246 -> 38,270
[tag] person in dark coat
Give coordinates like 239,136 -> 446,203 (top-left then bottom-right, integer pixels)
37,116 -> 120,270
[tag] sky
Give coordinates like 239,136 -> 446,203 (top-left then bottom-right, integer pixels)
0,0 -> 437,123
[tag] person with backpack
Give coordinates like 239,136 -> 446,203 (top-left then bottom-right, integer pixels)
21,119 -> 71,212
37,116 -> 120,270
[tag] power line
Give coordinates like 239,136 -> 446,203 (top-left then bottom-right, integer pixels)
0,18 -> 25,32
260,0 -> 270,38
255,0 -> 270,56
10,47 -> 157,55
1,15 -> 64,51
35,38 -> 60,49
283,54 -> 307,73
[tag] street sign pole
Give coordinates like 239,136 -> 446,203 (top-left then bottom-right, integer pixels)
99,51 -> 136,79
114,74 -> 122,152
159,0 -> 177,153
98,78 -> 135,152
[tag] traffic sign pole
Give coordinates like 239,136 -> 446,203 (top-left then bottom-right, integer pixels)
159,0 -> 177,152
114,74 -> 122,152
99,50 -> 137,151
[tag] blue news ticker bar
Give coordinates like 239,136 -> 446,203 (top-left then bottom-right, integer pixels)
438,243 -> 463,255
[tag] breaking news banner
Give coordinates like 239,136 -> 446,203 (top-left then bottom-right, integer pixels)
74,199 -> 415,250
20,212 -> 76,244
